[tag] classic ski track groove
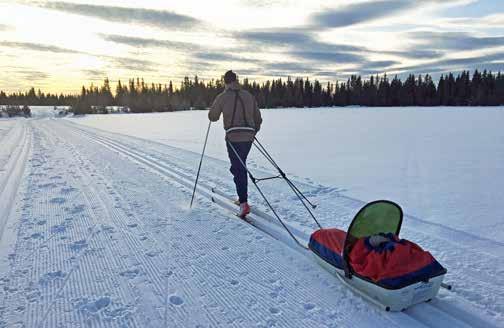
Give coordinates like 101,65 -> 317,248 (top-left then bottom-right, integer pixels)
57,120 -> 501,328
26,124 -> 141,328
0,121 -> 31,324
0,121 -> 23,166
0,121 -> 30,241
54,122 -> 345,327
35,124 -> 157,327
40,123 -> 237,327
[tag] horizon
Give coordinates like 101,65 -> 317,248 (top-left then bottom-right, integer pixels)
1,0 -> 503,93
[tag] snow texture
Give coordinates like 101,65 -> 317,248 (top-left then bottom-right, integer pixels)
0,106 -> 502,327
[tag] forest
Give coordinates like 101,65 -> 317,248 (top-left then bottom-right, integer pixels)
0,70 -> 502,114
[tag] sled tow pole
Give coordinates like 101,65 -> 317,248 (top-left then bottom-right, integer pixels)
227,138 -> 322,249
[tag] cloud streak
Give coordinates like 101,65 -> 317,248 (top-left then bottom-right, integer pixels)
104,56 -> 157,72
0,41 -> 85,54
309,0 -> 475,29
395,52 -> 504,74
101,34 -> 199,51
11,69 -> 49,81
193,52 -> 262,63
411,31 -> 504,51
40,2 -> 201,29
310,1 -> 415,28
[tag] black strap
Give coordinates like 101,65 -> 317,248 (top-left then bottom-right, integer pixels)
229,89 -> 252,130
237,92 -> 250,127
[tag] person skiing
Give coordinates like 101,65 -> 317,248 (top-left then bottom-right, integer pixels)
208,70 -> 263,218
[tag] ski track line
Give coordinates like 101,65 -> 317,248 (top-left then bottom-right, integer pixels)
65,122 -> 313,248
53,119 -> 355,327
56,121 -> 470,328
0,121 -> 30,241
0,121 -> 22,163
43,122 -> 278,321
36,122 -> 166,327
0,121 -> 15,141
52,121 -> 390,325
3,123 -> 140,328
22,125 -> 117,327
48,124 -> 241,322
51,122 -> 233,327
0,122 -> 32,328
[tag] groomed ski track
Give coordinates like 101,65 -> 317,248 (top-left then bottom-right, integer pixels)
0,117 -> 501,327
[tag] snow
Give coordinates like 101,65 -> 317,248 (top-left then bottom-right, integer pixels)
70,107 -> 504,241
0,107 -> 503,327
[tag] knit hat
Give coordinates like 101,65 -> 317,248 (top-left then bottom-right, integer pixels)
224,70 -> 237,84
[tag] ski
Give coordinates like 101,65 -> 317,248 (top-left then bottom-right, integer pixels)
210,195 -> 252,223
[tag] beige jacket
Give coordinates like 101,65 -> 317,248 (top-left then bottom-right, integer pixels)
208,81 -> 262,142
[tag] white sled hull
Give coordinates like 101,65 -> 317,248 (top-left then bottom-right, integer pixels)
313,254 -> 445,312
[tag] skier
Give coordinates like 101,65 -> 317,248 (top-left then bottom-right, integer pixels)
208,70 -> 263,218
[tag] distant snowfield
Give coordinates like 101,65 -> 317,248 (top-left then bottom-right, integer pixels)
70,106 -> 504,241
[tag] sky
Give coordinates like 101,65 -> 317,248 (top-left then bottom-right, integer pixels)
0,0 -> 503,93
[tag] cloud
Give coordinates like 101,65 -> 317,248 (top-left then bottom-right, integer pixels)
235,29 -> 403,70
11,69 -> 50,81
309,0 -> 475,29
40,2 -> 201,29
0,41 -> 85,54
100,34 -> 199,51
235,29 -> 366,62
236,29 -> 361,51
193,52 -> 262,63
410,31 -> 504,51
82,69 -> 108,80
383,49 -> 443,59
104,56 -> 157,72
240,0 -> 292,7
263,61 -> 317,72
394,52 -> 504,75
236,30 -> 313,46
289,50 -> 364,63
364,60 -> 399,69
438,13 -> 504,29
0,24 -> 11,31
310,1 -> 415,28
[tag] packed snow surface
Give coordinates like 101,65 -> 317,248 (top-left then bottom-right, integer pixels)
0,106 -> 502,327
72,107 -> 504,241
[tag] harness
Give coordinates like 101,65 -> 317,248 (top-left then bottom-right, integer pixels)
226,89 -> 255,134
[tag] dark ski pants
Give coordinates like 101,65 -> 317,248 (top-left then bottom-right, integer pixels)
226,140 -> 253,204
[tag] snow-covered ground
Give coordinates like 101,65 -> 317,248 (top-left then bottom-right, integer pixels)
0,107 -> 503,327
70,107 -> 504,241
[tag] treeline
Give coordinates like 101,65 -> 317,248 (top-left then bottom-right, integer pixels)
0,88 -> 76,106
1,70 -> 503,113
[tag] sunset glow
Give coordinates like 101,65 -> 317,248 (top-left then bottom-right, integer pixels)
1,0 -> 503,93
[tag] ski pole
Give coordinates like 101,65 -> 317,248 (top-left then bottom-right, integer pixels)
190,121 -> 211,208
